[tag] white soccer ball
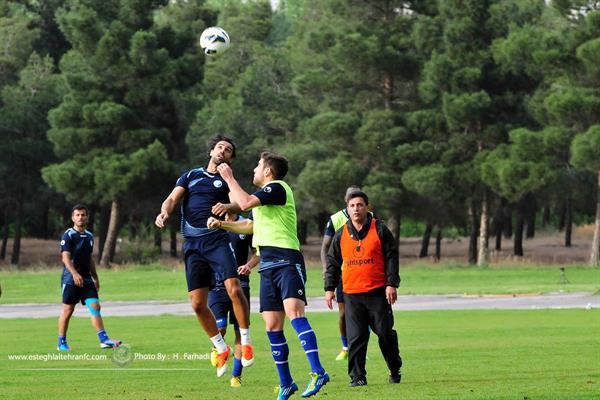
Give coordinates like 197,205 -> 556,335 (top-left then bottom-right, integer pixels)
199,26 -> 230,56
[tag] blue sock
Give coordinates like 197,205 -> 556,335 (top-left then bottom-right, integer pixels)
290,317 -> 325,375
267,331 -> 293,387
341,336 -> 348,349
58,335 -> 67,345
97,329 -> 109,342
232,357 -> 243,377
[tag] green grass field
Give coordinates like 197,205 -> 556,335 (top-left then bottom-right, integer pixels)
1,264 -> 599,304
1,310 -> 599,399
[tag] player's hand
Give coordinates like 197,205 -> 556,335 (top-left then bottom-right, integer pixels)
155,212 -> 169,229
211,202 -> 228,217
207,217 -> 222,229
386,286 -> 397,305
217,163 -> 234,181
73,273 -> 84,287
325,290 -> 336,310
238,264 -> 252,276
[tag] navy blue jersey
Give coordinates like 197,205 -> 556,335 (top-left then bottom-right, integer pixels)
60,228 -> 94,286
253,182 -> 286,206
213,216 -> 252,290
176,167 -> 230,238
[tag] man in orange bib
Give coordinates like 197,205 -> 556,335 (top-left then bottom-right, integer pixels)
324,191 -> 402,387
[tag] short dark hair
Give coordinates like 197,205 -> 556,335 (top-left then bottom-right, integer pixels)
71,204 -> 89,215
207,134 -> 236,159
344,185 -> 362,202
261,151 -> 288,180
346,191 -> 369,205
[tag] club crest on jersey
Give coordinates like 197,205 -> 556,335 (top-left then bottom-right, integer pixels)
60,240 -> 65,246
239,234 -> 246,240
213,180 -> 223,188
264,186 -> 272,193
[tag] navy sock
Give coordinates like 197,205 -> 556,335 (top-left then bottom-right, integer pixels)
58,335 -> 67,345
341,336 -> 348,349
267,330 -> 293,387
97,329 -> 109,342
232,357 -> 243,377
290,317 -> 325,375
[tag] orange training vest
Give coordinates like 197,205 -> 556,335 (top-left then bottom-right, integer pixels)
340,219 -> 386,294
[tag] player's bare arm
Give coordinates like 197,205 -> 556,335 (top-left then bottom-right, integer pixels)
238,251 -> 259,276
155,186 -> 185,229
207,216 -> 254,235
216,164 -> 261,211
62,251 -> 83,287
90,257 -> 100,291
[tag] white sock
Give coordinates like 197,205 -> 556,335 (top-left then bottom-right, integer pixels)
210,333 -> 228,353
239,328 -> 251,346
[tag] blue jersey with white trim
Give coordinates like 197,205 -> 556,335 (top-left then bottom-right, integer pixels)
60,228 -> 94,286
176,167 -> 230,238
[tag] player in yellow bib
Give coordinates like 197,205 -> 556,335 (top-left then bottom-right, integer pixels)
208,152 -> 329,400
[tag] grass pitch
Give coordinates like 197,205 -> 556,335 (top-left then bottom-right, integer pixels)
1,310 -> 599,399
0,263 -> 598,304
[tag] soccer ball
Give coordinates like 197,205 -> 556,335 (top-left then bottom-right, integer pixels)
199,26 -> 230,56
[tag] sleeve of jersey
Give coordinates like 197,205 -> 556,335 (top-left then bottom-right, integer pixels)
324,218 -> 335,237
175,171 -> 189,189
60,232 -> 73,253
252,182 -> 286,206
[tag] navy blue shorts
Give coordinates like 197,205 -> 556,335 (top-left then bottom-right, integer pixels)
259,264 -> 307,312
336,282 -> 344,304
183,234 -> 238,292
62,283 -> 99,305
208,286 -> 250,329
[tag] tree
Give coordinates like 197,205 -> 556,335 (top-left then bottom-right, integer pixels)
43,0 -> 210,266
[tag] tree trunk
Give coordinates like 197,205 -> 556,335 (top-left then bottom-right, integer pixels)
297,219 -> 307,245
88,205 -> 96,234
154,229 -> 162,254
503,202 -> 512,238
590,170 -> 600,267
100,200 -> 120,267
565,195 -> 572,248
477,193 -> 489,266
387,214 -> 401,248
468,200 -> 478,264
558,200 -> 566,231
542,204 -> 550,228
170,223 -> 178,257
41,202 -> 49,240
434,228 -> 442,261
514,208 -> 524,257
491,200 -> 503,251
1,222 -> 8,260
10,200 -> 23,268
419,223 -> 433,258
97,204 -> 110,263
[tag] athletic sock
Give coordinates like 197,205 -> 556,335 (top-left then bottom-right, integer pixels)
97,329 -> 109,342
232,356 -> 243,377
290,317 -> 325,375
239,328 -> 251,346
58,335 -> 67,345
210,333 -> 228,353
267,330 -> 293,387
341,335 -> 348,351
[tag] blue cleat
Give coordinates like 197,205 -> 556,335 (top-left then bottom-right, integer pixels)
57,343 -> 70,351
301,371 -> 329,397
100,339 -> 122,349
277,382 -> 298,400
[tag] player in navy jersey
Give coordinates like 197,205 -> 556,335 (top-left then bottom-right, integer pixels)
57,204 -> 121,351
209,213 -> 259,388
155,135 -> 254,377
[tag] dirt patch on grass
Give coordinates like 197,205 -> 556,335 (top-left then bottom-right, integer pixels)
0,225 -> 595,269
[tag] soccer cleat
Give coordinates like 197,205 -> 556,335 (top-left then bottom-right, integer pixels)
210,347 -> 218,367
100,339 -> 122,349
56,343 -> 71,351
215,346 -> 231,377
349,377 -> 367,387
335,349 -> 348,361
277,382 -> 298,400
241,344 -> 255,367
301,371 -> 329,398
389,372 -> 401,384
230,376 -> 242,387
